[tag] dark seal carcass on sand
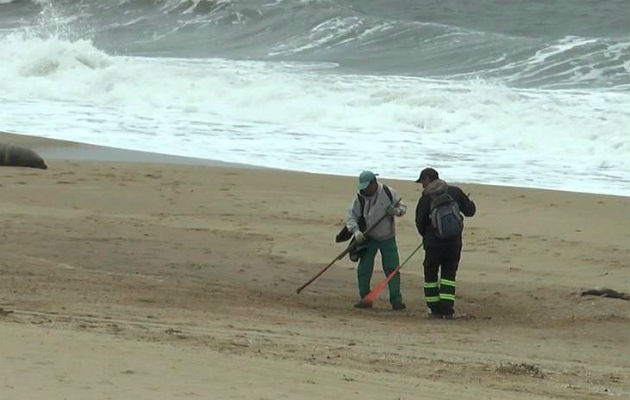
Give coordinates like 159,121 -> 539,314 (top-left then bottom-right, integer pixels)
0,143 -> 48,169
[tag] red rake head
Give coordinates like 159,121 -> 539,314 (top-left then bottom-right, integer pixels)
360,265 -> 401,305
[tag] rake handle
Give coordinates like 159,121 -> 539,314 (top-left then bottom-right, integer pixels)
296,199 -> 401,294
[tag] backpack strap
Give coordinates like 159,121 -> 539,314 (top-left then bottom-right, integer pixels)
383,184 -> 393,204
357,194 -> 365,215
356,194 -> 367,232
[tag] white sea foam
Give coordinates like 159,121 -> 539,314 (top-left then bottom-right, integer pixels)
1,35 -> 629,195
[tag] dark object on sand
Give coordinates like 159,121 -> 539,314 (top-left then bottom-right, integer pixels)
0,143 -> 48,169
0,307 -> 14,316
581,288 -> 629,301
335,225 -> 353,243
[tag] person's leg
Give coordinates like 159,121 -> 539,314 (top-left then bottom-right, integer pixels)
379,237 -> 403,307
357,244 -> 378,299
423,246 -> 442,315
438,241 -> 462,317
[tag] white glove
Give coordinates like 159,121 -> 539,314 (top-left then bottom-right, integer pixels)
353,230 -> 366,244
386,204 -> 398,216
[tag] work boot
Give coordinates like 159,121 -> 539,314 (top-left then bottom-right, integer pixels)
391,302 -> 406,311
427,311 -> 443,319
353,301 -> 372,309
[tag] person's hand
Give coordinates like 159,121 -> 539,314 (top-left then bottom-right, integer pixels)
386,204 -> 398,216
353,230 -> 366,244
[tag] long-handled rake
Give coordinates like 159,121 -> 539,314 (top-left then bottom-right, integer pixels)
360,243 -> 423,305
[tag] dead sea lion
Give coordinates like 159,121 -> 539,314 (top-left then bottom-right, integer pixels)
0,143 -> 48,169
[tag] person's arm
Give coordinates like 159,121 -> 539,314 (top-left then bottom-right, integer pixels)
387,187 -> 407,216
453,187 -> 476,217
415,195 -> 430,236
346,197 -> 362,233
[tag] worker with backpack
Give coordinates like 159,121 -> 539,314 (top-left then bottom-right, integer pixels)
414,168 -> 476,319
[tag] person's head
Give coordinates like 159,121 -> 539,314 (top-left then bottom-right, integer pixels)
415,167 -> 439,188
357,170 -> 378,196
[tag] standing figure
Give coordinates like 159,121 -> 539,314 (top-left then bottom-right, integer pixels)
415,168 -> 476,319
347,171 -> 407,310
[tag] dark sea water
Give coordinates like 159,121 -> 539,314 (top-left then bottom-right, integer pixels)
3,0 -> 628,88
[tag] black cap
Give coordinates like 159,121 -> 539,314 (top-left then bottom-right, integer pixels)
415,167 -> 439,183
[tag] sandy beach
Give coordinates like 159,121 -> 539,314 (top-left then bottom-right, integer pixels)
1,131 -> 628,399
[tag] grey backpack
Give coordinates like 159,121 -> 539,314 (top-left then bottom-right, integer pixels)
430,192 -> 463,239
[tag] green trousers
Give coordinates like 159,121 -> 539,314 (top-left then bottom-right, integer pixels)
357,237 -> 402,305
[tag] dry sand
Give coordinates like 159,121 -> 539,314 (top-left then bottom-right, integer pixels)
1,131 -> 628,399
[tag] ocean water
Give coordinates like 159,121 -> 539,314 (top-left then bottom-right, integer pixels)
0,0 -> 628,195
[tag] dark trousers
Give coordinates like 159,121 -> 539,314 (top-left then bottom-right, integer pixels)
423,241 -> 462,315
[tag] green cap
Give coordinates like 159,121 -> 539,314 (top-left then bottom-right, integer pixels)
357,170 -> 378,190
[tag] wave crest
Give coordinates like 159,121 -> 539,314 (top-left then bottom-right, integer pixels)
1,0 -> 629,89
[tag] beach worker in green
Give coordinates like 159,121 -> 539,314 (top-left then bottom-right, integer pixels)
346,171 -> 407,310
